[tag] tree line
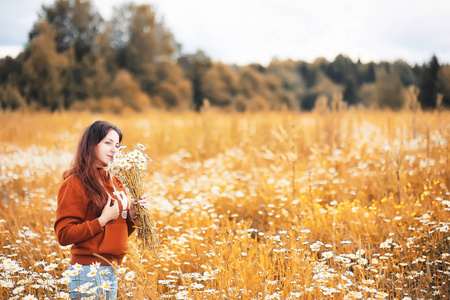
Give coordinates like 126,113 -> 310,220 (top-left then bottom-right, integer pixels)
0,0 -> 449,112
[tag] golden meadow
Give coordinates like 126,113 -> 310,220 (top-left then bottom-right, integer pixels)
0,110 -> 449,299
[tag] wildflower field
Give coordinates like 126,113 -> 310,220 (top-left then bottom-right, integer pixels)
0,110 -> 449,299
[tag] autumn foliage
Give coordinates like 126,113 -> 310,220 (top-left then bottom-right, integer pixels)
0,0 -> 449,112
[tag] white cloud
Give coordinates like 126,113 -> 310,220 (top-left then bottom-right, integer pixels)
0,46 -> 23,59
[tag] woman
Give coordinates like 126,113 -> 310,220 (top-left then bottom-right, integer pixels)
54,120 -> 148,299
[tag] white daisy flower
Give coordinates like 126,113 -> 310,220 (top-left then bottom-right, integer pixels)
87,286 -> 98,294
124,271 -> 135,281
118,159 -> 128,167
86,269 -> 97,277
59,277 -> 71,284
100,269 -> 110,275
76,282 -> 93,293
1,280 -> 14,288
13,286 -> 25,295
90,262 -> 101,269
62,258 -> 71,264
101,280 -> 111,291
44,263 -> 57,271
57,292 -> 70,299
127,151 -> 137,159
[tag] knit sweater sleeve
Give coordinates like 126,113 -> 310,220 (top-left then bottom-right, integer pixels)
54,176 -> 103,246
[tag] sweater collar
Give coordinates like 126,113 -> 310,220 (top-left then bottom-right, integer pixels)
96,168 -> 111,181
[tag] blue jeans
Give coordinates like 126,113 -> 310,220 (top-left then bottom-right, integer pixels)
67,265 -> 118,300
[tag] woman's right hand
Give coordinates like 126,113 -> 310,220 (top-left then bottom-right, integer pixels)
98,196 -> 119,227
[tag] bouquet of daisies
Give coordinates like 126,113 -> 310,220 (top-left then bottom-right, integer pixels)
106,143 -> 159,250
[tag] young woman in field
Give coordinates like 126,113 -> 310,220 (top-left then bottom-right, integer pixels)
54,120 -> 148,300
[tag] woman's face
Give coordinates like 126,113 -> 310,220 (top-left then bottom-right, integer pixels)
94,130 -> 120,168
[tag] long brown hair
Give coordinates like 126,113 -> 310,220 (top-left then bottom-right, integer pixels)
64,121 -> 123,215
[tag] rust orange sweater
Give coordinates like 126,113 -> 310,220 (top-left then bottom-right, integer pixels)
54,170 -> 136,266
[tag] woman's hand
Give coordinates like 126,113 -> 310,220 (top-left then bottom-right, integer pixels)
129,194 -> 149,220
98,196 -> 119,227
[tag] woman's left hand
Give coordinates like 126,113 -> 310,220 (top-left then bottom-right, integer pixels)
129,194 -> 149,220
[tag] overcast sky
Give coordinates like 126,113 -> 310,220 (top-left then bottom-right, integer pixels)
1,0 -> 449,66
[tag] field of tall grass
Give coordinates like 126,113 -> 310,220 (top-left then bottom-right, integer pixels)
0,110 -> 449,299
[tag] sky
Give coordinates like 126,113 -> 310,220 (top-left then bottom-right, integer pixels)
0,0 -> 449,66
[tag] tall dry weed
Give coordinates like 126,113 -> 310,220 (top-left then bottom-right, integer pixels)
0,110 -> 449,299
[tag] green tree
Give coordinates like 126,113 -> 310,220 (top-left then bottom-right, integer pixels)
26,0 -> 104,108
177,50 -> 212,111
439,65 -> 450,107
109,4 -> 176,88
418,55 -> 440,109
343,77 -> 358,105
79,29 -> 116,101
107,70 -> 152,111
358,62 -> 376,83
201,62 -> 240,107
23,20 -> 69,111
322,54 -> 360,105
0,83 -> 26,110
154,62 -> 192,110
108,3 -> 190,109
30,0 -> 103,62
0,56 -> 22,85
392,60 -> 416,86
374,68 -> 404,110
298,62 -> 318,88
